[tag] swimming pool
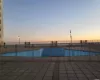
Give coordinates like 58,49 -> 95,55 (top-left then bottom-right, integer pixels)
1,48 -> 100,57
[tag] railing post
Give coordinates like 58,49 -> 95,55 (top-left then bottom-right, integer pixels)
51,41 -> 53,47
55,41 -> 58,47
24,42 -> 26,48
88,43 -> 91,61
4,42 -> 6,53
68,43 -> 71,61
15,44 -> 17,56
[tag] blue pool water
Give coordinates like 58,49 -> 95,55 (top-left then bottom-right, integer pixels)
1,48 -> 100,57
42,48 -> 65,56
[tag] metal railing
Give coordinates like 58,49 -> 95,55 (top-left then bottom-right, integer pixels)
0,40 -> 100,61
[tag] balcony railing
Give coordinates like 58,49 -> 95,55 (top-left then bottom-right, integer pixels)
0,40 -> 100,61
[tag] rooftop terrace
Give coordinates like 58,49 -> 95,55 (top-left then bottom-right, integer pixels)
0,40 -> 100,80
0,57 -> 100,80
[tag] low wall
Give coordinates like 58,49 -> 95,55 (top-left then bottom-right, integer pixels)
0,56 -> 100,62
0,47 -> 40,54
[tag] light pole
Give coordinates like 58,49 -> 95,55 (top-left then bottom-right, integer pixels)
18,36 -> 20,45
70,30 -> 72,45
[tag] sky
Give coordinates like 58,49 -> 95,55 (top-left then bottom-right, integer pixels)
3,0 -> 100,42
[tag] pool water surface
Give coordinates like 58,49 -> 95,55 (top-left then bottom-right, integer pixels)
1,48 -> 99,57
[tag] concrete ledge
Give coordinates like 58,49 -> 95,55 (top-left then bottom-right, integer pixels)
0,56 -> 100,62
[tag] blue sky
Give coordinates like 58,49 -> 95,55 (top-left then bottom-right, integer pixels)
3,0 -> 100,42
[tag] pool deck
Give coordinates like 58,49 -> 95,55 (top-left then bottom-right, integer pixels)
0,45 -> 100,54
0,57 -> 100,80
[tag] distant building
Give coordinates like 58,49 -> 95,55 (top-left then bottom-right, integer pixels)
0,0 -> 3,45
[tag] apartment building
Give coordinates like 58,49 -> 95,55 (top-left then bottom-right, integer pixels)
0,0 -> 3,45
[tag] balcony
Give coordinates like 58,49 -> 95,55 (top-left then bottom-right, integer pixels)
0,40 -> 100,80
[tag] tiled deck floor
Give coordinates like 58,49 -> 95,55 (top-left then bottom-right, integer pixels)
0,58 -> 100,80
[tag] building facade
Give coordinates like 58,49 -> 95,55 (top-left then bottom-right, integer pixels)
0,0 -> 3,45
